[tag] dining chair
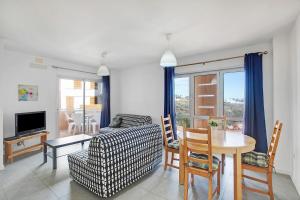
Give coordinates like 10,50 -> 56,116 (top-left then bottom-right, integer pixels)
183,127 -> 221,200
209,116 -> 227,174
161,114 -> 179,170
242,120 -> 283,200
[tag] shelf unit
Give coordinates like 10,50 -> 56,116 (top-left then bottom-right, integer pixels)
194,74 -> 218,128
4,131 -> 48,163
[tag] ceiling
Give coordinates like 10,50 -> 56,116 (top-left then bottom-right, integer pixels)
0,0 -> 300,68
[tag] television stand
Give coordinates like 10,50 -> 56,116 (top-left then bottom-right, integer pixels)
4,131 -> 48,163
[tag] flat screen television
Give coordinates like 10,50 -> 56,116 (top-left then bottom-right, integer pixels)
15,111 -> 46,137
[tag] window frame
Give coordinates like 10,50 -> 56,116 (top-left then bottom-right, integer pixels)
175,67 -> 244,129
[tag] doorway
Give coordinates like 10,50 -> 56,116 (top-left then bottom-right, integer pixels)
58,78 -> 102,137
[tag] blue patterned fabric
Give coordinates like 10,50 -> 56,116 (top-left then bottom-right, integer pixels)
189,153 -> 220,170
167,140 -> 179,149
68,124 -> 162,198
242,151 -> 269,168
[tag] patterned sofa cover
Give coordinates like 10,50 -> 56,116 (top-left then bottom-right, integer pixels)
68,124 -> 162,198
98,114 -> 152,134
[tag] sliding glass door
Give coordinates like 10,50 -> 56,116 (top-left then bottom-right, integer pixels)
175,68 -> 245,130
175,77 -> 191,128
223,71 -> 245,131
58,78 -> 102,137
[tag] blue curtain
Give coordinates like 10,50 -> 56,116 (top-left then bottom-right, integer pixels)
100,76 -> 111,128
164,67 -> 177,139
244,53 -> 268,153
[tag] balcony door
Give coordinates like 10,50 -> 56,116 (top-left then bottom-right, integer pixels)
175,68 -> 245,131
58,78 -> 102,137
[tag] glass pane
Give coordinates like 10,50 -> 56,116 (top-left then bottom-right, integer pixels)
84,81 -> 102,135
175,77 -> 190,128
58,79 -> 84,137
194,74 -> 217,116
223,71 -> 245,131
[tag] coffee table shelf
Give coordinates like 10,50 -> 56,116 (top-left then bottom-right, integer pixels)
43,134 -> 92,169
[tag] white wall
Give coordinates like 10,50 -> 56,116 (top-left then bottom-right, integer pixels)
0,109 -> 3,170
0,42 -> 4,169
119,64 -> 164,124
110,69 -> 121,119
0,48 -> 100,142
273,30 -> 294,175
288,15 -> 300,194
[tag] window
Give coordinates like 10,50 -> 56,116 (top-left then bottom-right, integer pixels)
175,69 -> 245,130
223,71 -> 245,131
175,77 -> 191,128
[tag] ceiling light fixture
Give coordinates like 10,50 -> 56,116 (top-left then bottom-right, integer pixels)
97,51 -> 110,76
160,33 -> 177,67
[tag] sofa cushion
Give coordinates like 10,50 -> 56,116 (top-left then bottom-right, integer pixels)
116,114 -> 152,128
109,116 -> 122,128
189,153 -> 220,170
242,151 -> 269,168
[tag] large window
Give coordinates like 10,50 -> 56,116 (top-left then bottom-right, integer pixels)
175,69 -> 245,131
175,77 -> 190,128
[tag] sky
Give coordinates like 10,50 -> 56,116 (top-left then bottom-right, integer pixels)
175,71 -> 245,100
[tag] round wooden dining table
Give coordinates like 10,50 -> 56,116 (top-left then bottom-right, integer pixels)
177,130 -> 256,200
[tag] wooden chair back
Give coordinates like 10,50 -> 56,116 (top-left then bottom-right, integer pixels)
267,120 -> 283,168
161,114 -> 175,146
183,127 -> 213,172
208,116 -> 227,130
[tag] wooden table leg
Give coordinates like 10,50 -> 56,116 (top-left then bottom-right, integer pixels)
5,143 -> 13,163
234,150 -> 242,200
179,141 -> 184,185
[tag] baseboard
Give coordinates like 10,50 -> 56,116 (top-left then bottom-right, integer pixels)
274,168 -> 292,176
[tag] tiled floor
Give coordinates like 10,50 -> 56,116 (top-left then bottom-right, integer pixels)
0,144 -> 299,200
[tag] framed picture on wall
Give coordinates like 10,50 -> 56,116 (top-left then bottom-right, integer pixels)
18,84 -> 38,101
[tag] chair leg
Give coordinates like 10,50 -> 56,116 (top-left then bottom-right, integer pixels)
222,154 -> 225,174
217,163 -> 221,195
171,152 -> 174,165
191,174 -> 195,186
268,172 -> 274,200
208,174 -> 213,200
164,150 -> 168,170
184,169 -> 189,200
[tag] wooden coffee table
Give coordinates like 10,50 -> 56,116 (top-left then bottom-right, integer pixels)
43,134 -> 92,169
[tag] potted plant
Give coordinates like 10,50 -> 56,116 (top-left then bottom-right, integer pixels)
209,120 -> 218,130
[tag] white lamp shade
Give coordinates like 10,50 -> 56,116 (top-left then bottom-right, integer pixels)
160,50 -> 177,67
97,64 -> 110,76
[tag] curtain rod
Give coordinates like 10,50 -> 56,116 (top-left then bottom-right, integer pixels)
52,65 -> 97,75
175,51 -> 268,68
